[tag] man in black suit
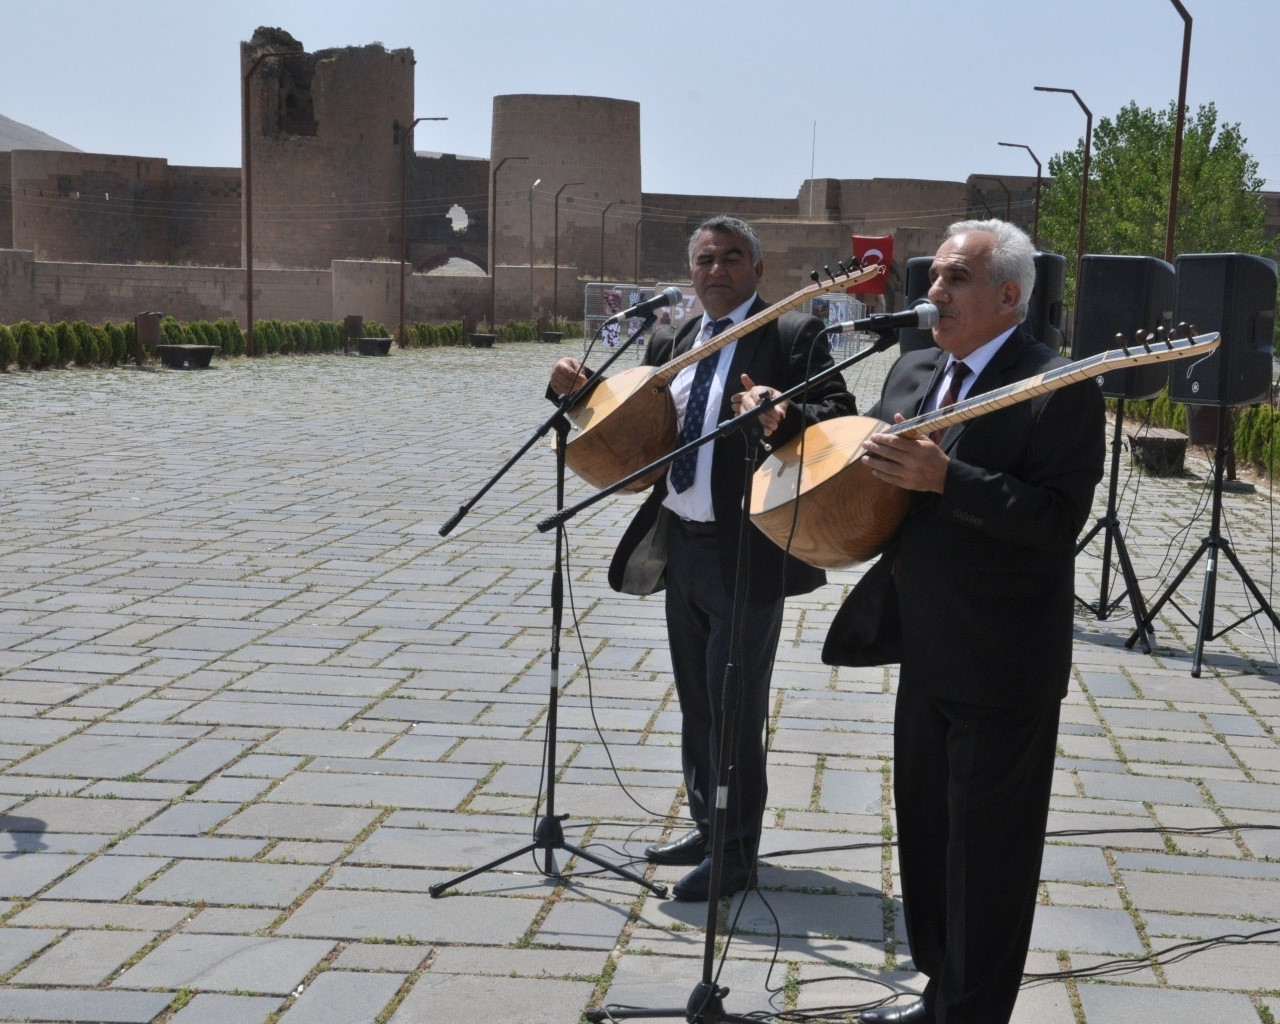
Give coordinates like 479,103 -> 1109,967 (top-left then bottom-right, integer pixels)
824,219 -> 1104,1023
550,215 -> 856,901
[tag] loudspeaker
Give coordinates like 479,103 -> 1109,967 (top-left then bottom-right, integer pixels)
1073,254 -> 1175,400
897,256 -> 935,353
1168,253 -> 1277,407
898,251 -> 1067,354
1026,252 -> 1066,352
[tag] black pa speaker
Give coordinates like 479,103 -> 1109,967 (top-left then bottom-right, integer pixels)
898,251 -> 1066,354
897,256 -> 936,353
1073,254 -> 1175,400
1168,253 -> 1276,407
1026,252 -> 1066,352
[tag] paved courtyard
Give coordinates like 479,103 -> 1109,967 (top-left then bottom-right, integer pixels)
1,341 -> 1278,1024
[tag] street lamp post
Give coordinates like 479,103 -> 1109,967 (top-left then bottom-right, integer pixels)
598,200 -> 621,281
1035,85 -> 1092,278
399,115 -> 447,347
528,177 -> 542,322
488,155 -> 527,330
242,48 -> 294,357
1166,1 -> 1193,263
553,182 -> 584,323
998,142 -> 1042,246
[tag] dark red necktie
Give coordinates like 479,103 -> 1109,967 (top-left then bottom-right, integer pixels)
929,361 -> 969,444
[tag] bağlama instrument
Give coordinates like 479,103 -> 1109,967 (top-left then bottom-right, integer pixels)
561,262 -> 885,491
748,329 -> 1221,569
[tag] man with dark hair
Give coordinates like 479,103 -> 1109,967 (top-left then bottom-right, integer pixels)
825,219 -> 1105,1023
550,215 -> 856,901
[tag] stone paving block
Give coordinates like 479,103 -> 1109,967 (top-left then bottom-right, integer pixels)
168,993 -> 283,1024
282,889 -> 538,944
0,852 -> 86,897
0,989 -> 174,1023
1029,905 -> 1144,955
218,803 -> 381,842
114,933 -> 334,995
137,859 -> 324,908
0,926 -> 60,973
1077,983 -> 1258,1024
819,768 -> 884,814
266,770 -> 476,810
11,927 -> 156,986
43,854 -> 164,901
143,737 -> 254,782
278,969 -> 406,1024
112,834 -> 267,859
137,800 -> 239,835
427,945 -> 603,978
392,972 -> 597,1024
12,732 -> 187,779
182,906 -> 280,934
333,943 -> 432,971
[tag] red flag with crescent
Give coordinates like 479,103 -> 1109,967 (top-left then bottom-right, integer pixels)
849,235 -> 893,294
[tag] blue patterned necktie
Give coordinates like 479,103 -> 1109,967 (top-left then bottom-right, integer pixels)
669,317 -> 732,494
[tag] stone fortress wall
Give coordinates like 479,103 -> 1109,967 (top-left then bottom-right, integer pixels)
1,25 -> 1276,331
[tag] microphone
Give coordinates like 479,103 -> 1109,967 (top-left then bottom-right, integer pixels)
607,286 -> 683,323
832,300 -> 940,333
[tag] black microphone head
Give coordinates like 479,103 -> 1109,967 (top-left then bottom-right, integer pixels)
910,300 -> 940,329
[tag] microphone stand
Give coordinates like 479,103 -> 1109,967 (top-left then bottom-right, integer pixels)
431,314 -> 667,899
539,328 -> 894,1023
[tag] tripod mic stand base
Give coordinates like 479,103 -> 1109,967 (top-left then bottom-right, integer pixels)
428,812 -> 668,899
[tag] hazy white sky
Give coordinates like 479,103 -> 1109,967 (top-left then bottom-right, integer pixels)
4,0 -> 1277,197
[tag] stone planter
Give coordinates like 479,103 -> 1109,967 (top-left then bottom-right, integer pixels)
470,333 -> 496,348
357,337 -> 392,356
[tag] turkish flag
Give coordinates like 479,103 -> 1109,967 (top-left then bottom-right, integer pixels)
849,235 -> 893,294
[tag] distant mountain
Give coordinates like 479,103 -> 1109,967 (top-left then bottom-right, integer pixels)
0,114 -> 81,153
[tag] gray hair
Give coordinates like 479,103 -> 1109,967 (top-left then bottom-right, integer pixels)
687,215 -> 764,269
945,218 -> 1037,320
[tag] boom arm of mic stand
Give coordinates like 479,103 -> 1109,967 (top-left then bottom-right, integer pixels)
535,327 -> 896,534
437,315 -> 654,536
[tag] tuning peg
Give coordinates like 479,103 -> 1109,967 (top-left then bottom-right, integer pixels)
810,270 -> 820,284
837,260 -> 848,274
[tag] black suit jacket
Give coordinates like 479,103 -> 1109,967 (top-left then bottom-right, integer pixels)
824,326 -> 1105,706
609,297 -> 857,604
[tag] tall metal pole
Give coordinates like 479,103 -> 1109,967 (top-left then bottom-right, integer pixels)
399,116 -> 447,346
528,178 -> 541,322
242,49 -> 293,357
1166,1 -> 1193,263
598,200 -> 621,281
1035,86 -> 1092,280
553,182 -> 584,324
488,155 -> 526,329
999,142 -> 1042,246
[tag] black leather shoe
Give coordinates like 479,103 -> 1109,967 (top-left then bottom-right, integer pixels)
859,998 -> 931,1024
670,856 -> 756,902
644,829 -> 708,866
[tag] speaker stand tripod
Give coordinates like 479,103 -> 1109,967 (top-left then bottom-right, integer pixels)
1126,403 -> 1280,676
1076,398 -> 1152,652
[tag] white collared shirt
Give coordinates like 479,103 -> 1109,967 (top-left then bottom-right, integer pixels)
662,294 -> 757,522
929,326 -> 1016,410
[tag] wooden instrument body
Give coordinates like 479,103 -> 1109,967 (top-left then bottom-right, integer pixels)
562,364 -> 676,491
750,417 -> 907,569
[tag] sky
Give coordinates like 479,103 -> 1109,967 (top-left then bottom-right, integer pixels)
3,0 -> 1278,199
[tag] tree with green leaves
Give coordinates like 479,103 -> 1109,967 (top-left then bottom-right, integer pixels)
1039,100 -> 1273,307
